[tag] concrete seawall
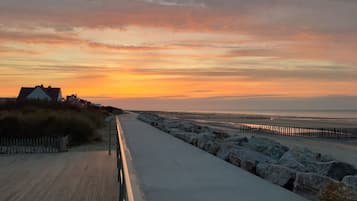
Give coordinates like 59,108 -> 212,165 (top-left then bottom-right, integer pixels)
118,113 -> 308,201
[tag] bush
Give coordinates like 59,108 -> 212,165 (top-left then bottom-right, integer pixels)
0,102 -> 111,145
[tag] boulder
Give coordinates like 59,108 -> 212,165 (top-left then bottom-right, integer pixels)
178,121 -> 202,133
293,172 -> 338,201
256,163 -> 297,190
286,147 -> 333,164
212,130 -> 230,139
320,182 -> 357,201
162,119 -> 181,129
196,132 -> 216,149
308,161 -> 357,181
279,147 -> 357,180
228,146 -> 275,174
194,125 -> 212,134
202,141 -> 220,155
342,175 -> 357,189
279,150 -> 308,172
171,131 -> 196,144
241,136 -> 289,160
278,147 -> 335,173
167,128 -> 181,135
137,112 -> 162,124
223,136 -> 248,145
156,120 -> 171,132
216,143 -> 238,161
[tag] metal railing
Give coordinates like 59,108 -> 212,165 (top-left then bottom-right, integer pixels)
115,116 -> 136,201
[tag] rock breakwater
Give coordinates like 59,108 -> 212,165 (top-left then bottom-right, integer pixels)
137,112 -> 357,201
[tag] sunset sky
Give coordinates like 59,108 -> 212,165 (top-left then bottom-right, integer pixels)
1,0 -> 357,110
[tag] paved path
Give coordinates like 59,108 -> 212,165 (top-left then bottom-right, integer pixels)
0,151 -> 118,201
119,113 -> 308,201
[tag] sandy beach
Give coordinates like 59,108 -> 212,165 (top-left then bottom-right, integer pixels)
156,111 -> 357,167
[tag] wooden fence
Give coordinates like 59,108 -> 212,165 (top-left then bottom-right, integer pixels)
0,136 -> 69,154
239,124 -> 357,138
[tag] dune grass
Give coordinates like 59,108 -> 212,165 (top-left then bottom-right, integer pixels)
0,101 -> 121,145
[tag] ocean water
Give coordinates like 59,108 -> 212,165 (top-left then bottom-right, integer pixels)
188,110 -> 357,119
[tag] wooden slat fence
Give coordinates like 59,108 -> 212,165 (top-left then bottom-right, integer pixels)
239,124 -> 357,138
0,136 -> 68,154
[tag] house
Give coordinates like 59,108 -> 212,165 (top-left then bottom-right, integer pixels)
17,85 -> 63,102
0,98 -> 16,104
66,94 -> 79,103
66,94 -> 93,108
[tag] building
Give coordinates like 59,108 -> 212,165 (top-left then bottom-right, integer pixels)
17,85 -> 63,102
66,94 -> 79,103
0,98 -> 16,105
66,94 -> 93,108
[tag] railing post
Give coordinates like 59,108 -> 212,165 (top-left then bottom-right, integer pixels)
109,118 -> 112,156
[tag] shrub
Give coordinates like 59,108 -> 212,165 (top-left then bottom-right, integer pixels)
0,102 -> 112,145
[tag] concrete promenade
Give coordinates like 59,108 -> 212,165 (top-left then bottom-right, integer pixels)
119,113 -> 308,201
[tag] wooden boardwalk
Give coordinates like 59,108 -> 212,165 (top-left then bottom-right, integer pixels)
0,151 -> 118,201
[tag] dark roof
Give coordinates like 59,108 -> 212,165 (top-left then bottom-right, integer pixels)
17,88 -> 34,101
43,87 -> 61,101
17,86 -> 61,101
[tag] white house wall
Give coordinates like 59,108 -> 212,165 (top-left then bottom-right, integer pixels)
57,90 -> 63,101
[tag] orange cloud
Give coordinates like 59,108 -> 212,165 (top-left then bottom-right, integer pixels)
1,0 -> 357,102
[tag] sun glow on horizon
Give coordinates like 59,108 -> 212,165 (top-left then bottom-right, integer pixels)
1,0 -> 357,108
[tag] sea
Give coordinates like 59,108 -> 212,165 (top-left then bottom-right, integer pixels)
177,110 -> 357,119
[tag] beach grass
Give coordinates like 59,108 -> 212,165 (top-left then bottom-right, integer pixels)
0,101 -> 122,145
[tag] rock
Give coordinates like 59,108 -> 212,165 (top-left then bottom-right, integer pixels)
216,143 -> 237,160
279,147 -> 357,180
279,150 -> 308,172
194,125 -> 212,134
228,146 -> 275,174
309,161 -> 357,181
287,147 -> 333,164
223,136 -> 248,145
162,119 -> 181,129
167,128 -> 181,135
156,120 -> 170,132
278,147 -> 336,173
178,121 -> 199,133
202,141 -> 220,155
293,172 -> 338,201
342,175 -> 357,189
212,130 -> 230,139
171,131 -> 196,144
320,182 -> 357,201
137,112 -> 162,124
172,131 -> 219,154
241,136 -> 289,160
256,163 -> 297,190
196,132 -> 216,149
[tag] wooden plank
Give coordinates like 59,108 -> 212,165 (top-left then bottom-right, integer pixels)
0,151 -> 118,201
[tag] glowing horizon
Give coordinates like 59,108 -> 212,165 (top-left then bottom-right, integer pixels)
1,0 -> 357,109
